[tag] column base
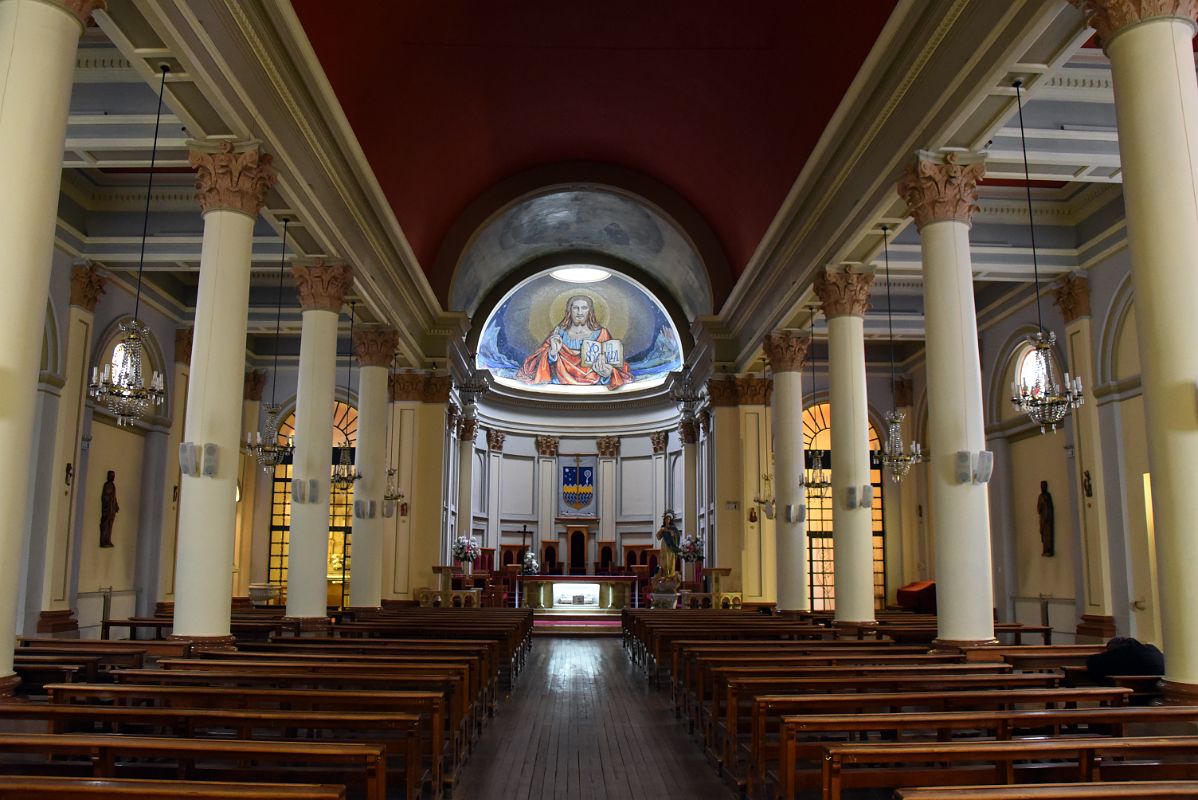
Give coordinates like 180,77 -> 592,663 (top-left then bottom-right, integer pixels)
35,609 -> 79,635
1162,679 -> 1198,705
0,674 -> 20,698
1076,614 -> 1117,641
833,619 -> 880,639
167,633 -> 237,653
931,637 -> 1000,654
282,616 -> 332,637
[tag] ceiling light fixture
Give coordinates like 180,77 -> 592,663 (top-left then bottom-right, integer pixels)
247,217 -> 295,469
879,225 -> 922,482
89,65 -> 170,426
800,306 -> 831,500
331,301 -> 361,491
550,266 -> 611,283
1009,80 -> 1084,433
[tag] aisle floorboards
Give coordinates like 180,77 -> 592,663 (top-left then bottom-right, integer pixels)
454,637 -> 734,799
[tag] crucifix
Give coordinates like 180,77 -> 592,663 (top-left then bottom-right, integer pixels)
520,523 -> 528,561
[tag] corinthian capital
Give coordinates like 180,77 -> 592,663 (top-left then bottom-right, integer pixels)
1068,0 -> 1198,48
897,152 -> 985,230
291,261 -> 354,313
1052,273 -> 1092,324
244,369 -> 267,401
69,262 -> 106,311
762,330 -> 810,373
353,326 -> 399,367
54,0 -> 107,30
814,269 -> 874,319
190,141 -> 277,218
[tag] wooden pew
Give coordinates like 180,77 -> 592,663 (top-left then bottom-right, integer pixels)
0,702 -> 421,800
0,732 -> 385,800
716,668 -> 1053,773
822,735 -> 1198,800
776,702 -> 1198,800
45,683 -> 446,798
114,665 -> 473,763
0,776 -> 347,798
16,635 -> 186,659
896,782 -> 1198,799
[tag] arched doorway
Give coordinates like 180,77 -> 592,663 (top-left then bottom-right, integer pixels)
802,402 -> 885,611
267,401 -> 359,606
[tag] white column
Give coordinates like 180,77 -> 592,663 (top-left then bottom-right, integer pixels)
535,436 -> 558,566
1074,1 -> 1198,693
596,437 -> 619,544
234,370 -> 266,599
485,429 -> 505,550
348,327 -> 397,609
764,331 -> 810,612
0,0 -> 100,693
172,142 -> 275,648
457,417 -> 478,546
651,431 -> 668,528
35,265 -> 106,634
156,329 -> 191,606
816,272 -> 876,626
899,151 -> 995,647
284,262 -> 353,628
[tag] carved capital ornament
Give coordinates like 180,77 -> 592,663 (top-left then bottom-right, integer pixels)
678,418 -> 699,445
244,369 -> 267,402
1068,0 -> 1198,48
353,327 -> 399,368
1052,273 -> 1092,324
762,331 -> 810,373
190,141 -> 277,218
814,270 -> 874,319
69,263 -> 106,311
486,429 -> 506,452
596,436 -> 621,458
535,435 -> 560,457
291,262 -> 354,313
706,377 -> 740,407
54,0 -> 107,30
897,152 -> 985,230
459,418 -> 480,442
174,327 -> 193,364
650,430 -> 669,454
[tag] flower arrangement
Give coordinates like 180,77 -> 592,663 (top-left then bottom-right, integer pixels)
521,551 -> 540,575
678,534 -> 705,563
451,535 -> 481,563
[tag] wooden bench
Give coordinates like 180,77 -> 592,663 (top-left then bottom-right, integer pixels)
775,702 -> 1198,800
822,735 -> 1198,800
0,701 -> 422,800
716,669 -> 1054,772
17,636 -> 186,659
45,682 -> 446,798
0,732 -> 386,800
0,776 -> 347,798
896,781 -> 1198,799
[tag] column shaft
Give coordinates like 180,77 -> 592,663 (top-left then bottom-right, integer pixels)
349,364 -> 387,608
827,314 -> 875,623
458,425 -> 476,543
285,308 -> 339,622
1106,14 -> 1198,688
772,370 -> 808,611
920,219 -> 995,644
0,0 -> 92,688
156,347 -> 189,605
173,210 -> 256,641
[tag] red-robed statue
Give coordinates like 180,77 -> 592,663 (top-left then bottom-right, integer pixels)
515,295 -> 632,389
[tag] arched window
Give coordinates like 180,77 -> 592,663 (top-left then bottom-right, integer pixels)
801,402 -> 885,612
268,401 -> 358,607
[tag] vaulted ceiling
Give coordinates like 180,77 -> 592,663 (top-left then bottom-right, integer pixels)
291,1 -> 897,306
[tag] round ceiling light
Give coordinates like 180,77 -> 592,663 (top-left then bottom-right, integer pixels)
550,265 -> 611,284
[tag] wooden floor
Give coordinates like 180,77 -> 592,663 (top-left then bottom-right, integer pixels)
454,637 -> 735,799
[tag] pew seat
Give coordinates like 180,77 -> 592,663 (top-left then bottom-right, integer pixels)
0,775 -> 347,799
896,782 -> 1198,799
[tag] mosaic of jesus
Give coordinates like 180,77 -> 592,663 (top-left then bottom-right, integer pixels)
476,268 -> 684,394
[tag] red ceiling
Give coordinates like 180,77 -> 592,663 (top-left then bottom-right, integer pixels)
293,2 -> 896,295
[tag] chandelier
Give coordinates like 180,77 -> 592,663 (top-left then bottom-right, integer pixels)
879,225 -> 923,482
88,65 -> 170,426
382,355 -> 404,518
1008,79 -> 1083,432
799,306 -> 831,500
332,302 -> 362,491
248,217 -> 295,469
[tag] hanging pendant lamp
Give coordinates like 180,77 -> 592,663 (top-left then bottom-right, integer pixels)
88,65 -> 169,426
879,225 -> 923,482
1008,79 -> 1084,433
799,306 -> 831,499
332,301 -> 361,491
382,353 -> 405,518
247,218 -> 296,469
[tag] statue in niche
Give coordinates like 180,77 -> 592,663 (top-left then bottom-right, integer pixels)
1038,480 -> 1055,557
655,510 -> 681,579
99,470 -> 119,548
